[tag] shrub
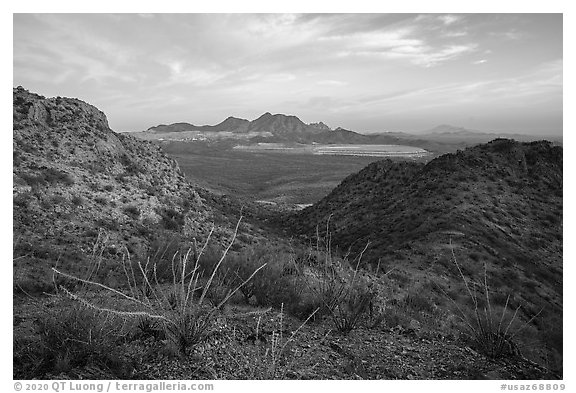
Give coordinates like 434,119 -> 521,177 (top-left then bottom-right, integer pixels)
139,235 -> 186,284
94,217 -> 119,231
50,194 -> 67,207
301,242 -> 376,333
288,290 -> 325,321
13,150 -> 25,165
71,195 -> 85,206
380,298 -> 413,329
157,207 -> 185,231
15,305 -> 134,378
226,251 -> 260,304
227,245 -> 305,316
324,277 -> 375,334
133,316 -> 165,341
252,266 -> 303,311
94,196 -> 108,205
14,278 -> 54,297
123,205 -> 140,219
120,154 -> 144,176
52,218 -> 264,356
19,173 -> 44,187
204,281 -> 234,309
14,191 -> 33,209
43,167 -> 75,186
402,291 -> 435,314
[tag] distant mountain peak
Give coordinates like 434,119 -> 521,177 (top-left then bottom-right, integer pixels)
426,124 -> 481,135
218,116 -> 249,125
247,112 -> 309,136
309,121 -> 332,131
147,122 -> 197,133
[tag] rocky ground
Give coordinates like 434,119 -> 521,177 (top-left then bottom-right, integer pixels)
14,294 -> 558,381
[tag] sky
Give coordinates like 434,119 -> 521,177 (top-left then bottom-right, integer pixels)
13,13 -> 563,135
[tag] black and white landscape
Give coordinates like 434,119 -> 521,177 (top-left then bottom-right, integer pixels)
13,13 -> 562,381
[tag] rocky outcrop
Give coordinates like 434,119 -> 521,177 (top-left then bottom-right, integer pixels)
309,121 -> 331,131
13,87 -> 246,286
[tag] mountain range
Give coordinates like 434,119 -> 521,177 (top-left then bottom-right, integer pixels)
140,114 -> 561,153
147,112 -> 329,135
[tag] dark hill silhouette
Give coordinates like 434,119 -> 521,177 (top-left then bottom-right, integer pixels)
416,124 -> 559,146
147,112 -> 311,136
246,112 -> 315,135
214,116 -> 250,132
286,138 -> 562,326
147,116 -> 250,133
147,122 -> 199,133
425,124 -> 481,135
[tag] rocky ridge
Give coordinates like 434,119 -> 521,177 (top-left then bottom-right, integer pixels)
285,139 -> 562,369
13,87 -> 254,289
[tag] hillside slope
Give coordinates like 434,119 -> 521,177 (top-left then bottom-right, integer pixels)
12,87 -> 255,290
290,139 -> 562,273
287,139 -> 562,341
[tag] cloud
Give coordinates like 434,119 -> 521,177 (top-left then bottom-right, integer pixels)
323,58 -> 562,121
339,42 -> 477,67
14,14 -> 140,86
323,27 -> 421,49
241,73 -> 297,84
438,15 -> 463,25
491,29 -> 524,41
316,80 -> 348,86
323,21 -> 478,67
503,30 -> 524,40
15,40 -> 136,85
305,96 -> 339,110
442,30 -> 468,38
244,13 -> 320,44
473,59 -> 488,65
160,59 -> 228,87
